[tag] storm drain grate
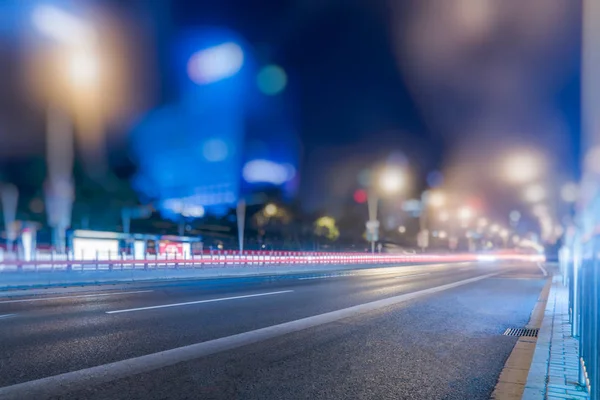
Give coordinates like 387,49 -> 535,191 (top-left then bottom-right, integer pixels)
503,328 -> 539,337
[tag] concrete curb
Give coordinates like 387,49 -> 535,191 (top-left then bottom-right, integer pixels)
521,277 -> 590,400
491,276 -> 551,400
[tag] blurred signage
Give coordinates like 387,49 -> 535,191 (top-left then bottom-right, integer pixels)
159,241 -> 184,257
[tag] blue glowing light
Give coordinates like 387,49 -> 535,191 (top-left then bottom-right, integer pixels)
242,159 -> 296,185
187,42 -> 244,85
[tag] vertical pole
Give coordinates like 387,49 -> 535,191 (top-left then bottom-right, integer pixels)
237,199 -> 246,255
367,191 -> 378,254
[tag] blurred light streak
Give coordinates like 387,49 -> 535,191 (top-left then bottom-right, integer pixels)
477,255 -> 497,262
187,42 -> 244,84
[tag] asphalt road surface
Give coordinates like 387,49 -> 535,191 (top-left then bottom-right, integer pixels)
0,261 -> 546,399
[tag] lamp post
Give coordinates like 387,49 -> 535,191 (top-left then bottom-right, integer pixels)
32,5 -> 99,254
366,167 -> 406,253
32,5 -> 98,253
418,190 -> 445,251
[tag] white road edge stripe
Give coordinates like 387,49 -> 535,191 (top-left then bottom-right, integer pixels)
0,272 -> 498,400
0,290 -> 154,304
106,290 -> 294,314
0,314 -> 16,319
394,273 -> 431,278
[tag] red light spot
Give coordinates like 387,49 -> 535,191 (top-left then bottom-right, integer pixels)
353,189 -> 368,204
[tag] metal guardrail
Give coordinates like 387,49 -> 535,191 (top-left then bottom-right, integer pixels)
562,235 -> 599,399
0,251 -> 544,272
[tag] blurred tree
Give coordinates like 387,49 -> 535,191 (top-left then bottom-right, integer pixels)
314,216 -> 340,248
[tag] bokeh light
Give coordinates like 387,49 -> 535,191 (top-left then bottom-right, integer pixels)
378,168 -> 406,194
257,65 -> 287,95
501,150 -> 545,184
242,159 -> 296,185
523,184 -> 546,203
187,42 -> 244,84
560,182 -> 578,203
202,138 -> 229,162
353,189 -> 368,204
264,203 -> 277,217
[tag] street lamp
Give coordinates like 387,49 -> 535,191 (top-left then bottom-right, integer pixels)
428,191 -> 445,208
501,150 -> 545,184
32,5 -> 99,254
67,49 -> 100,90
378,168 -> 406,194
366,166 -> 407,253
458,207 -> 473,225
418,190 -> 445,251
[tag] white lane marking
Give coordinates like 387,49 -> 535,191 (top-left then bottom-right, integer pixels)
0,290 -> 154,304
106,290 -> 294,314
394,273 -> 431,279
0,314 -> 16,319
536,263 -> 548,277
298,275 -> 345,281
0,272 -> 498,399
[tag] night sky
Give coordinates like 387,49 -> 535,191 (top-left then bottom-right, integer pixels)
0,0 -> 582,235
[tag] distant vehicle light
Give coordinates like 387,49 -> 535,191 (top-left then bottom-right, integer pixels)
477,255 -> 497,262
187,42 -> 244,84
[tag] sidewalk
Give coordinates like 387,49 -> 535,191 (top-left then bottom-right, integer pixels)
522,277 -> 589,400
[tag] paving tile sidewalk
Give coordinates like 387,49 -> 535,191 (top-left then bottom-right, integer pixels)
522,277 -> 589,400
